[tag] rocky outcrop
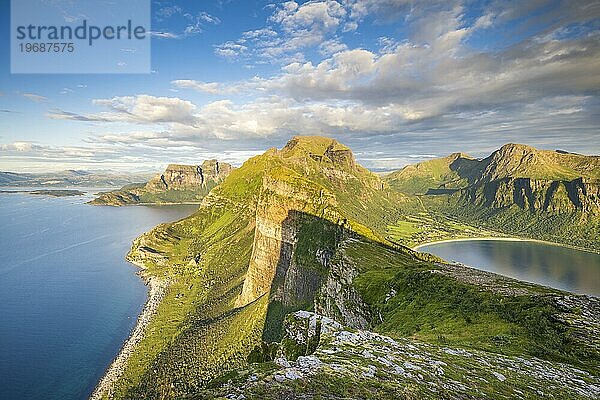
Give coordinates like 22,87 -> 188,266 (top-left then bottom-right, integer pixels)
145,160 -> 233,192
203,311 -> 600,399
90,160 -> 234,205
88,190 -> 141,206
314,239 -> 371,329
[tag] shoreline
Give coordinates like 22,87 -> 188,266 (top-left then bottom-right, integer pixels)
88,201 -> 202,207
89,274 -> 168,400
413,236 -> 600,255
413,236 -> 526,250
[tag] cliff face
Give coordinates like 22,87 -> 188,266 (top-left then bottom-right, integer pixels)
145,160 -> 233,192
236,159 -> 349,309
236,136 -> 389,333
461,176 -> 600,214
90,160 -> 234,205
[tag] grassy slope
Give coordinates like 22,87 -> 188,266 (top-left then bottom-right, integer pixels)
110,138 -> 598,398
111,156 -> 265,397
110,137 -> 408,397
384,144 -> 600,251
385,153 -> 479,195
345,238 -> 598,373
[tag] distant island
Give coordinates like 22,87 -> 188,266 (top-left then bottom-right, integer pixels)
89,160 -> 234,206
92,136 -> 600,400
0,189 -> 85,197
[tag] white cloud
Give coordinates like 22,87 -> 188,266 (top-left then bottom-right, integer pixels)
271,0 -> 346,34
150,31 -> 180,39
28,0 -> 600,171
22,93 -> 48,103
1,142 -> 38,152
214,41 -> 248,60
242,28 -> 278,39
171,80 -> 227,95
319,38 -> 348,56
152,7 -> 220,39
48,95 -> 198,126
473,12 -> 495,30
216,0 -> 349,63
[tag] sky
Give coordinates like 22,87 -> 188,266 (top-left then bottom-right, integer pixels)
0,0 -> 599,173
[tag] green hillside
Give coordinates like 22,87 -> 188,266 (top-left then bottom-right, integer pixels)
385,152 -> 480,194
384,143 -> 600,251
100,137 -> 599,399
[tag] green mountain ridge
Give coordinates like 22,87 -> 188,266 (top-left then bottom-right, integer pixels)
385,152 -> 480,195
387,143 -> 600,196
97,136 -> 599,400
89,160 -> 234,206
384,143 -> 600,250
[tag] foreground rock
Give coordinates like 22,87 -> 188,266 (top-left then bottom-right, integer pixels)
206,311 -> 600,399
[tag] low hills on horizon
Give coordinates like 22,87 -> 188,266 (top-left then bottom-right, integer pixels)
0,169 -> 154,188
96,135 -> 600,400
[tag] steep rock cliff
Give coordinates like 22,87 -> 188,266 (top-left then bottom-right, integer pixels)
236,137 -> 392,334
461,176 -> 600,214
90,160 -> 234,205
145,160 -> 233,192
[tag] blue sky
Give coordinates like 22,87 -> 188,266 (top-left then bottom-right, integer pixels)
1,0 -> 599,172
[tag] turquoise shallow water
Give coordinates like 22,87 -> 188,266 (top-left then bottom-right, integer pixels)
0,191 -> 197,400
418,240 -> 600,296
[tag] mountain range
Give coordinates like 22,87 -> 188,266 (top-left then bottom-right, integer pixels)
0,170 -> 153,188
92,136 -> 599,400
386,143 -> 600,250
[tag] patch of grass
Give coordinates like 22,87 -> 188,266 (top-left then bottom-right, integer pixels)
346,239 -> 597,373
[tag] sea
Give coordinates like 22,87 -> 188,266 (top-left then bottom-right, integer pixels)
0,190 -> 197,400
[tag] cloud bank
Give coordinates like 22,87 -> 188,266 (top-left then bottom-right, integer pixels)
3,0 -> 599,171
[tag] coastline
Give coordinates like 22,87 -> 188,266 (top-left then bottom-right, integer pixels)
413,236 -> 600,255
88,201 -> 203,207
89,274 -> 168,400
413,236 -> 526,250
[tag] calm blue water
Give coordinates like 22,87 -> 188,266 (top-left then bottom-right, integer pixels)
0,191 -> 197,400
418,240 -> 600,296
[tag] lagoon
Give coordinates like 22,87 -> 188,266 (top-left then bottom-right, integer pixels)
417,239 -> 600,296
